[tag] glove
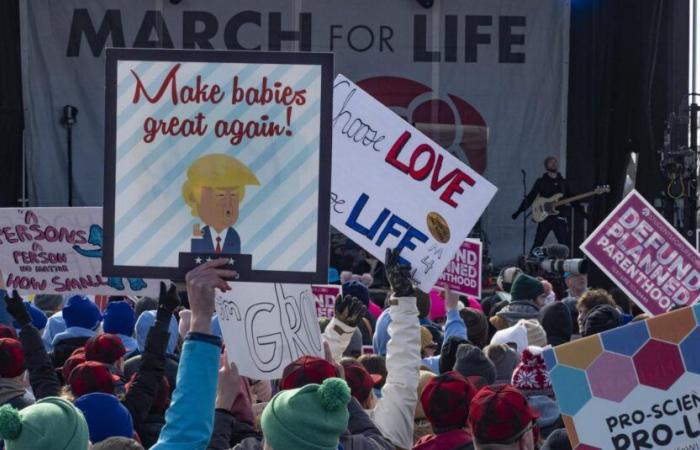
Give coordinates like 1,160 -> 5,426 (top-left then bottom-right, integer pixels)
511,211 -> 521,220
5,290 -> 31,327
334,295 -> 367,327
157,282 -> 180,323
384,248 -> 414,297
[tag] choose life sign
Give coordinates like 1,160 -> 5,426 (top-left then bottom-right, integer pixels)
581,190 -> 699,315
330,75 -> 497,292
435,239 -> 482,298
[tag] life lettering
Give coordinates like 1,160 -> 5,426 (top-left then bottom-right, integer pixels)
385,131 -> 476,208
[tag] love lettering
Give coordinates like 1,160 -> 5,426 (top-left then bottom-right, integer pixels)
385,131 -> 476,208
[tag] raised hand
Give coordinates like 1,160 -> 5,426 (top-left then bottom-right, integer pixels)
5,290 -> 30,327
384,248 -> 414,297
334,295 -> 367,327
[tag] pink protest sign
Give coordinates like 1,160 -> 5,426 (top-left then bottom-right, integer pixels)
313,284 -> 341,319
435,239 -> 482,298
581,190 -> 700,315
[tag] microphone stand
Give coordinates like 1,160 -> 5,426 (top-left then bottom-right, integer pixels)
521,169 -> 527,256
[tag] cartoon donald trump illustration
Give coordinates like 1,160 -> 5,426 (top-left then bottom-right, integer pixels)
183,154 -> 259,255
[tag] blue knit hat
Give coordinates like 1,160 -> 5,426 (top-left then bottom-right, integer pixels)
342,281 -> 370,307
74,392 -> 134,444
103,301 -> 136,337
63,295 -> 102,330
13,301 -> 47,330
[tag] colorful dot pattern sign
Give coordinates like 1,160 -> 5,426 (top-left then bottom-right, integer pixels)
544,304 -> 700,450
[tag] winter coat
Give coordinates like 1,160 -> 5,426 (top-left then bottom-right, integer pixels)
152,333 -> 222,450
413,429 -> 475,450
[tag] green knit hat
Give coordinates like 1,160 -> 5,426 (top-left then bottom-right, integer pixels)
510,274 -> 545,301
262,377 -> 351,450
0,397 -> 89,450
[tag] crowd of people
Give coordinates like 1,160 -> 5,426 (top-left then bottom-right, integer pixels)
0,250 -> 650,450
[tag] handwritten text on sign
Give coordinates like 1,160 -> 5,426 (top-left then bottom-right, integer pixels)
0,208 -> 158,295
330,75 -> 497,292
581,190 -> 700,315
436,239 -> 482,297
215,282 -> 323,380
132,64 -> 306,147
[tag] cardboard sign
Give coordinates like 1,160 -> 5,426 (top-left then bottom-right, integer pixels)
581,190 -> 700,315
330,75 -> 497,292
215,282 -> 323,380
103,49 -> 333,283
544,305 -> 700,450
313,284 -> 341,318
0,208 -> 158,296
435,239 -> 482,297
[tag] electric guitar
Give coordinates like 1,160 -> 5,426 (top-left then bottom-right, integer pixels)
531,185 -> 610,223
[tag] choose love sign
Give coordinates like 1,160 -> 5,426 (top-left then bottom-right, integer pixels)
581,190 -> 700,315
330,75 -> 497,292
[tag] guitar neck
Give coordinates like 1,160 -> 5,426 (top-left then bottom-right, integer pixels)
553,190 -> 601,207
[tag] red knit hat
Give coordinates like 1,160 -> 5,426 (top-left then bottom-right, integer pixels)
511,347 -> 553,397
62,353 -> 87,382
84,333 -> 126,365
420,371 -> 478,431
280,356 -> 338,390
0,338 -> 25,378
68,361 -> 120,397
468,384 -> 539,445
0,324 -> 17,339
343,363 -> 383,403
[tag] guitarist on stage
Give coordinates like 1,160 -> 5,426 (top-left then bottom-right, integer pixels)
511,156 -> 588,254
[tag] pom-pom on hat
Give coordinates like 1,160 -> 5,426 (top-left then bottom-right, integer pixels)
261,378 -> 351,450
0,397 -> 89,450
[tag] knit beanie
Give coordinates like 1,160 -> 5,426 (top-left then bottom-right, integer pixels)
69,361 -> 120,397
74,392 -> 134,444
469,385 -> 539,445
540,302 -> 573,346
103,301 -> 137,337
420,371 -> 477,430
62,353 -> 87,382
582,304 -> 623,337
453,343 -> 497,385
490,322 -> 529,356
460,307 -> 489,348
91,437 -> 144,450
63,295 -> 101,330
420,326 -> 436,351
439,336 -> 470,374
261,378 -> 351,450
484,343 -> 518,383
0,397 -> 89,450
510,274 -> 545,301
13,302 -> 47,331
518,319 -> 548,348
342,281 -> 370,307
0,338 -> 25,378
511,347 -> 554,397
414,370 -> 436,420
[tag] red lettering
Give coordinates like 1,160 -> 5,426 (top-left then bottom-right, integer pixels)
385,131 -> 412,173
132,64 -> 181,105
408,144 -> 435,181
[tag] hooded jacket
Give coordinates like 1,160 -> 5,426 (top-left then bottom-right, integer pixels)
540,302 -> 572,346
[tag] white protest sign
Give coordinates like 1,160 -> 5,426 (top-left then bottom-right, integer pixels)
330,75 -> 497,292
215,282 -> 323,380
0,207 -> 159,296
